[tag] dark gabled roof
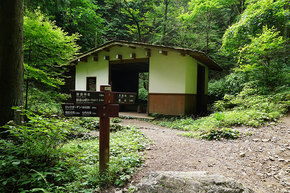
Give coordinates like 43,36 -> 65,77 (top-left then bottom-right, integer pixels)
70,40 -> 222,71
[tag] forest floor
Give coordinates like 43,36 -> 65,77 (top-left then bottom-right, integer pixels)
116,113 -> 290,193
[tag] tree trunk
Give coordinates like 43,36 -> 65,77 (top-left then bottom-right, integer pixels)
162,0 -> 169,44
0,0 -> 24,126
123,0 -> 142,42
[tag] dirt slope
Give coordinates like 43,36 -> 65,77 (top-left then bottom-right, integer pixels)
120,115 -> 290,193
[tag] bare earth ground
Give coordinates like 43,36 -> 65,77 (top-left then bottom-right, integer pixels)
118,114 -> 290,193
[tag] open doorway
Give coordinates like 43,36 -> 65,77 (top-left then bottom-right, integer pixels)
197,64 -> 206,114
109,58 -> 149,113
138,72 -> 149,113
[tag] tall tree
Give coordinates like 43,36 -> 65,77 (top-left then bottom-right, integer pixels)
221,0 -> 289,91
222,0 -> 289,58
180,0 -> 239,53
0,0 -> 24,126
23,9 -> 80,89
24,0 -> 103,51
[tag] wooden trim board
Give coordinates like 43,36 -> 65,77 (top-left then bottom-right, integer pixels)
148,93 -> 198,116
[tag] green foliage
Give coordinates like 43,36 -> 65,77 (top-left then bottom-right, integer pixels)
208,71 -> 247,102
25,0 -> 103,51
112,118 -> 122,123
0,108 -> 148,192
138,88 -> 148,101
0,109 -> 79,192
53,126 -> 147,191
60,0 -> 104,50
24,64 -> 64,88
176,0 -> 242,74
198,128 -> 240,140
209,0 -> 289,98
237,26 -> 288,90
24,9 -> 80,89
78,117 -> 99,130
3,108 -> 72,157
154,82 -> 289,140
138,72 -> 149,101
222,0 -> 289,57
26,87 -> 68,115
213,82 -> 290,125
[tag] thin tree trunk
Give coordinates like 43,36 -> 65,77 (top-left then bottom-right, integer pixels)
0,0 -> 24,126
162,0 -> 169,44
123,0 -> 142,42
205,16 -> 209,54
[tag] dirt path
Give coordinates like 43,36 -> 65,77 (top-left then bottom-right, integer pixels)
119,115 -> 290,193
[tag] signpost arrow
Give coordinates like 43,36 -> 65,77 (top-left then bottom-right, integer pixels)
62,104 -> 99,117
62,85 -> 136,174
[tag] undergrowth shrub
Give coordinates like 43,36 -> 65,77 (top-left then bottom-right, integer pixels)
208,71 -> 247,103
199,128 -> 240,140
214,82 -> 289,125
154,82 -> 289,140
55,126 -> 148,191
184,128 -> 240,140
0,108 -> 148,192
26,87 -> 69,116
138,87 -> 148,101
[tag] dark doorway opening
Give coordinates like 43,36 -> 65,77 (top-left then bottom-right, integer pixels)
109,58 -> 149,113
197,64 -> 206,114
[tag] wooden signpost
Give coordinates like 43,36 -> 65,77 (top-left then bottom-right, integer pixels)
62,85 -> 136,173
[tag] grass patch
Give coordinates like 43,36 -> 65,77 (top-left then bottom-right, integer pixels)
57,126 -> 148,191
153,84 -> 289,140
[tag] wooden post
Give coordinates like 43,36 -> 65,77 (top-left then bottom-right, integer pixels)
63,87 -> 136,175
99,115 -> 110,173
99,85 -> 112,173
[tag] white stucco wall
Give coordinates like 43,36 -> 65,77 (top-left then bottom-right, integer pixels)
75,46 -> 148,91
107,46 -> 147,60
75,45 -> 207,94
185,58 -> 198,94
75,54 -> 109,91
149,50 -> 198,94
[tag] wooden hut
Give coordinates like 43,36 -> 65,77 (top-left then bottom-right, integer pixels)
69,40 -> 222,116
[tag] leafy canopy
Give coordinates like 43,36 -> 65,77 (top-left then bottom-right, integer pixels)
24,9 -> 80,88
25,0 -> 103,51
221,0 -> 289,57
238,26 -> 288,90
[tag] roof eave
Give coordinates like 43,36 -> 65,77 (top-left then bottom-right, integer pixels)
69,40 -> 222,71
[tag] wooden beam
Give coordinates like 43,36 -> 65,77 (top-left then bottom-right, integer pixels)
130,53 -> 136,59
145,49 -> 151,57
110,58 -> 149,65
93,55 -> 98,61
159,50 -> 168,55
104,56 -> 110,60
116,54 -> 122,60
180,52 -> 186,56
80,57 -> 88,62
129,46 -> 136,49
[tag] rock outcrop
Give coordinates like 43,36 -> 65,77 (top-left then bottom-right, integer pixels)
136,171 -> 254,193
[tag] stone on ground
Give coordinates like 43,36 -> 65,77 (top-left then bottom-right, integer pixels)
136,171 -> 254,193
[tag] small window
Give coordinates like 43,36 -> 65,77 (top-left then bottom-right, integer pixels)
86,77 -> 96,91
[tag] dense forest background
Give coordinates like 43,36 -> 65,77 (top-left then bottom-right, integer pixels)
0,0 -> 289,192
22,0 -> 289,108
